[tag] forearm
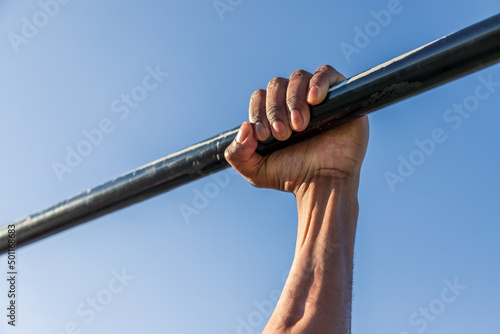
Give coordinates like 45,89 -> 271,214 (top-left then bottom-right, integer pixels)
264,174 -> 359,334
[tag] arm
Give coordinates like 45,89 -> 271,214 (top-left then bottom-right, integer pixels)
264,175 -> 359,333
225,65 -> 369,333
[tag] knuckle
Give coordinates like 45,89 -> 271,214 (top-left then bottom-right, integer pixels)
267,77 -> 287,89
309,78 -> 320,88
266,104 -> 286,122
249,90 -> 266,122
224,145 -> 234,160
286,95 -> 303,109
315,64 -> 333,74
251,89 -> 266,100
289,69 -> 307,81
250,108 -> 263,122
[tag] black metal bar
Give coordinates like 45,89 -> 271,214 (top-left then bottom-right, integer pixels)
1,14 -> 500,254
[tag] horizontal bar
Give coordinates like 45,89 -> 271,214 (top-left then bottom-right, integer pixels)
1,13 -> 500,254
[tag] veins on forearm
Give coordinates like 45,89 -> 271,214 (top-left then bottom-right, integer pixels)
277,177 -> 359,330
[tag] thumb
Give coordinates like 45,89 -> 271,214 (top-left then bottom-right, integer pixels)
224,122 -> 263,183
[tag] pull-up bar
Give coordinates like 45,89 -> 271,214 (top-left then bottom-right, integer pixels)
1,14 -> 500,254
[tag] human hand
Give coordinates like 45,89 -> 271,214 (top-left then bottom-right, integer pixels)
224,65 -> 369,195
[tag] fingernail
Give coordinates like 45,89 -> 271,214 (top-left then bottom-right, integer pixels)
272,121 -> 286,135
254,122 -> 268,140
236,125 -> 249,143
291,109 -> 303,129
308,86 -> 318,101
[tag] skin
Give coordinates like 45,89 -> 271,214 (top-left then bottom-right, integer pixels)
224,65 -> 369,333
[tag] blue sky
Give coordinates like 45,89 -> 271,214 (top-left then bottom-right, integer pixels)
0,1 -> 499,333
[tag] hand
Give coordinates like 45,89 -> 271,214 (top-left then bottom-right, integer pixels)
224,65 -> 369,195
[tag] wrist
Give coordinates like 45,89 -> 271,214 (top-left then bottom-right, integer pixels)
294,171 -> 360,250
294,168 -> 360,201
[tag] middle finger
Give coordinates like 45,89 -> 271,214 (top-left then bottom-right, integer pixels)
266,77 -> 291,141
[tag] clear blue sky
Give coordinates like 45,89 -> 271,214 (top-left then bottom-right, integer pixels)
1,1 -> 499,333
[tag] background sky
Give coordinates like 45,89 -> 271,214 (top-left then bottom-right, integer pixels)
1,1 -> 499,333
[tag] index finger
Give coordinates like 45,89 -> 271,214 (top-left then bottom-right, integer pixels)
307,65 -> 346,105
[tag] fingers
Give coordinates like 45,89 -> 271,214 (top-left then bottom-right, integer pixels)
249,90 -> 271,141
287,69 -> 313,131
249,65 -> 345,141
307,65 -> 345,105
266,77 -> 291,141
224,122 -> 263,182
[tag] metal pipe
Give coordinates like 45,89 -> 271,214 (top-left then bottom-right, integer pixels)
2,14 -> 500,254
